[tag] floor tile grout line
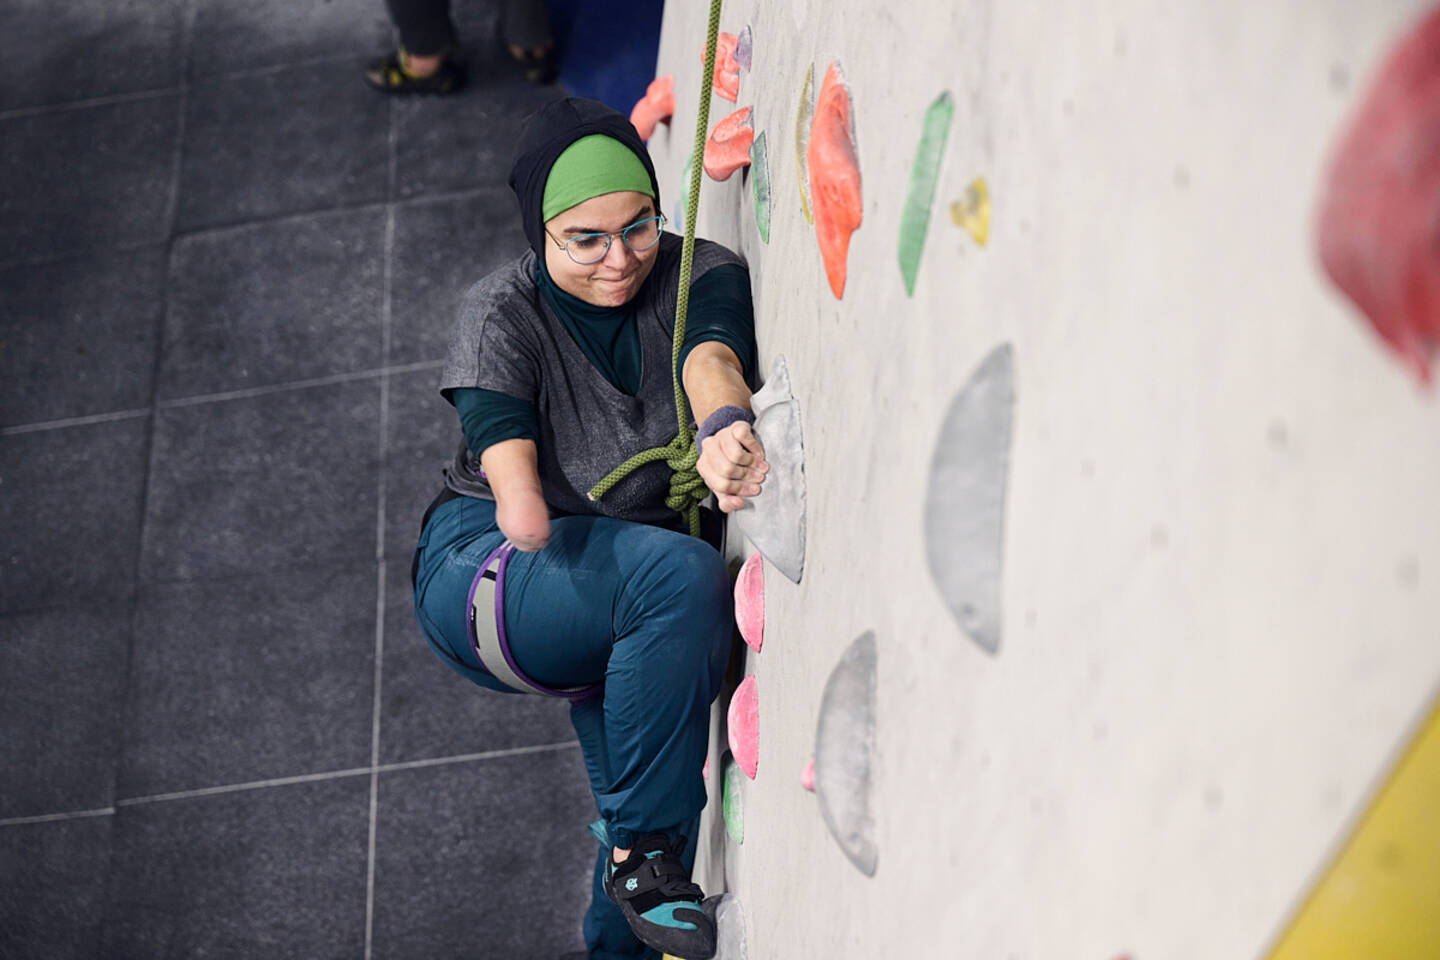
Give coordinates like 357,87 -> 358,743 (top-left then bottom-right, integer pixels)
1,408 -> 151,437
0,183 -> 507,274
0,87 -> 178,122
364,91 -> 400,960
0,807 -> 117,827
0,742 -> 582,827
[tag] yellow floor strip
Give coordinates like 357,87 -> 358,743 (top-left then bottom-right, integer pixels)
1267,691 -> 1440,960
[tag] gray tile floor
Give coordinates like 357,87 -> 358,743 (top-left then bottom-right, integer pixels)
0,2 -> 598,957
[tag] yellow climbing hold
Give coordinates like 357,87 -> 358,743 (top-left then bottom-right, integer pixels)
794,64 -> 815,225
1265,693 -> 1440,960
949,177 -> 990,246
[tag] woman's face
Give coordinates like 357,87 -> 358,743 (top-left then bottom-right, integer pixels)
543,190 -> 660,307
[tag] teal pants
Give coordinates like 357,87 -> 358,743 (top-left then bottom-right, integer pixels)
412,495 -> 731,959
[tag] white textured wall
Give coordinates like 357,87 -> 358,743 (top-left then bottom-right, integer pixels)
647,3 -> 1440,958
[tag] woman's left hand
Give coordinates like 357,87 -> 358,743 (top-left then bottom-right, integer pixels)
697,420 -> 769,513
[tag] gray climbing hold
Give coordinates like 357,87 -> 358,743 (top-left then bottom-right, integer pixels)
814,631 -> 878,876
710,893 -> 748,960
923,343 -> 1015,655
734,355 -> 807,583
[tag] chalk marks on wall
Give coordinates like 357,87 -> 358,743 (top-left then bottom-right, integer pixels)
1316,3 -> 1440,385
704,107 -> 754,181
750,131 -> 771,243
814,631 -> 879,876
734,551 -> 764,652
951,177 -> 991,246
794,64 -> 816,225
735,355 -> 807,584
924,343 -> 1015,655
898,91 -> 954,296
808,62 -> 862,299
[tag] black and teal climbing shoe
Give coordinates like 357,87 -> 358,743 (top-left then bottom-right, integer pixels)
603,834 -> 716,960
363,50 -> 465,95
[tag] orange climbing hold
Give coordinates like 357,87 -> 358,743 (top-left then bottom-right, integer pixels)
1317,3 -> 1440,385
628,75 -> 674,141
705,32 -> 740,102
808,63 -> 862,299
703,106 -> 754,182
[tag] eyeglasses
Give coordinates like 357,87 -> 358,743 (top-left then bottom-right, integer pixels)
546,213 -> 667,265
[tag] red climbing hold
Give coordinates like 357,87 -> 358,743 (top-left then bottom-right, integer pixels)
728,675 -> 759,780
734,552 -> 764,653
705,32 -> 740,103
1316,4 -> 1440,385
808,63 -> 862,299
629,75 -> 674,141
703,106 -> 754,182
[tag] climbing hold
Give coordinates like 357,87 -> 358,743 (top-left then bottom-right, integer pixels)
702,755 -> 710,780
703,106 -> 754,182
722,757 -> 746,844
800,755 -> 815,792
750,131 -> 771,244
728,674 -> 759,780
924,343 -> 1015,655
1316,4 -> 1440,385
808,62 -> 862,299
794,64 -> 816,225
950,177 -> 990,246
734,26 -> 753,72
712,893 -> 749,960
734,355 -> 807,584
706,32 -> 741,103
814,631 -> 878,876
899,91 -> 954,296
628,74 -> 675,141
734,551 -> 764,653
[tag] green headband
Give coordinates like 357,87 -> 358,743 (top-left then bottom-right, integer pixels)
542,134 -> 655,222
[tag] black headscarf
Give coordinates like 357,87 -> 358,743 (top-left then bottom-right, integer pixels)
507,97 -> 662,259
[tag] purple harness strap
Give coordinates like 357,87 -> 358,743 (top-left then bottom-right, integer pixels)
466,541 -> 603,701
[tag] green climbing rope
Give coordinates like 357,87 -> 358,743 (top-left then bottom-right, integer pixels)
586,0 -> 725,538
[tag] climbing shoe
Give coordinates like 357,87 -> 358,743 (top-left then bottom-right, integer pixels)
363,50 -> 465,95
603,834 -> 716,960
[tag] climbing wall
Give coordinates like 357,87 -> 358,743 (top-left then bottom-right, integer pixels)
644,2 -> 1440,958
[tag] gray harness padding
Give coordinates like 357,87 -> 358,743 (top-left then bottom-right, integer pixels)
467,541 -> 602,701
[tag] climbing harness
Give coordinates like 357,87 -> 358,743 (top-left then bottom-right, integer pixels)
586,0 -> 726,539
469,0 -> 725,695
467,540 -> 603,700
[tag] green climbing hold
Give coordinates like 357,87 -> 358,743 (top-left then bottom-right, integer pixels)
898,91 -> 954,297
675,149 -> 694,233
723,758 -> 745,844
750,131 -> 771,244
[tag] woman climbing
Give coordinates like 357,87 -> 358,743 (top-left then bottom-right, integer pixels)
411,96 -> 765,960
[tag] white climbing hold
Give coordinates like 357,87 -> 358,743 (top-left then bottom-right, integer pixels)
734,355 -> 807,583
814,631 -> 878,876
923,343 -> 1015,654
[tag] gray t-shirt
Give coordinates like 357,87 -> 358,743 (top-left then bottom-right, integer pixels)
439,233 -> 745,526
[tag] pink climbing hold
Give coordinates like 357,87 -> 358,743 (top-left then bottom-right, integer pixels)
1316,4 -> 1440,385
703,106 -> 754,182
702,755 -> 710,780
628,75 -> 674,141
705,32 -> 741,103
734,552 -> 764,653
800,755 -> 816,792
727,675 -> 759,780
